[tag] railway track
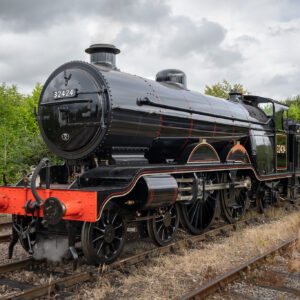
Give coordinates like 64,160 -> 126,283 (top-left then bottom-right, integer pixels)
180,236 -> 299,300
0,220 -> 252,300
0,222 -> 11,228
0,222 -> 11,243
0,234 -> 11,243
0,204 -> 299,299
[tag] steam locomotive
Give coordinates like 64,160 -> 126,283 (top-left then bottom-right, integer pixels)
0,44 -> 299,265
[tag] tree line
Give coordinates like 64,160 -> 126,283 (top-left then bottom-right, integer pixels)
0,83 -> 61,184
0,81 -> 299,184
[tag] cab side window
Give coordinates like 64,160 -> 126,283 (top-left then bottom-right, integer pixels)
258,102 -> 273,117
274,104 -> 288,131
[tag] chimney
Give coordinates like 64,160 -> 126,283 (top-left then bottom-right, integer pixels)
85,44 -> 120,70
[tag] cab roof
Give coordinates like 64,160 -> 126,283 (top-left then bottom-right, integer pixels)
243,95 -> 289,108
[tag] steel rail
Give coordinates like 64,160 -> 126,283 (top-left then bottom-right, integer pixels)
0,272 -> 93,300
0,234 -> 11,243
0,215 -> 294,300
0,222 -> 12,243
180,236 -> 298,300
0,221 -> 243,300
111,222 -> 237,269
0,258 -> 34,275
0,222 -> 12,229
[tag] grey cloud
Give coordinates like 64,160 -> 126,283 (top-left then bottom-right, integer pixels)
268,24 -> 300,36
235,35 -> 259,44
264,73 -> 300,100
0,0 -> 170,90
114,28 -> 147,48
206,48 -> 243,68
0,0 -> 170,32
0,0 -> 72,32
161,17 -> 243,68
266,75 -> 289,87
164,18 -> 226,57
0,22 -> 89,88
99,0 -> 170,25
0,0 -> 297,101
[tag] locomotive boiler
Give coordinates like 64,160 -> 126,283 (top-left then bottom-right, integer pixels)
0,44 -> 299,265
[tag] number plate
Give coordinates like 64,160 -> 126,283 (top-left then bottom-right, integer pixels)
53,89 -> 77,99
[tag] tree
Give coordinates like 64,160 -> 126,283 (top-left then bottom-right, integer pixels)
283,95 -> 300,122
204,80 -> 248,99
284,95 -> 300,107
287,103 -> 300,122
204,81 -> 300,123
0,83 -> 62,184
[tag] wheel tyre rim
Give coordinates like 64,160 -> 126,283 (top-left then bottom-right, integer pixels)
82,203 -> 126,265
180,193 -> 218,235
150,205 -> 179,246
92,208 -> 125,261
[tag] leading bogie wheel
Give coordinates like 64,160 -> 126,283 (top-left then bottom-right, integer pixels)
81,202 -> 126,265
147,204 -> 180,246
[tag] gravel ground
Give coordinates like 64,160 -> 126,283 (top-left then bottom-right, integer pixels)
0,205 -> 299,299
211,242 -> 300,300
69,206 -> 300,300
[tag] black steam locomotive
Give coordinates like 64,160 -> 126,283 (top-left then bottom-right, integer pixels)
0,44 -> 299,265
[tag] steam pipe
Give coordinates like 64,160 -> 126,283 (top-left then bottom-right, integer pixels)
31,157 -> 50,206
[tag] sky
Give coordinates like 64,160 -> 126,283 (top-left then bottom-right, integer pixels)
0,0 -> 299,100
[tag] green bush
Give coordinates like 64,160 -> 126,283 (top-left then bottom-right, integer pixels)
0,83 -> 62,184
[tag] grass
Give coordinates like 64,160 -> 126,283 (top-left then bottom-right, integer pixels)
83,210 -> 300,300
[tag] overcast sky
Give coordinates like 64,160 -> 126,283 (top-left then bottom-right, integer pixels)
0,0 -> 299,100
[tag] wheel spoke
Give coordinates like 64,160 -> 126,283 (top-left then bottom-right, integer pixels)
100,219 -> 106,228
147,205 -> 178,246
96,241 -> 104,255
109,243 -> 116,254
105,243 -> 112,258
204,202 -> 210,225
189,201 -> 199,224
111,212 -> 118,224
94,226 -> 105,232
92,235 -> 104,243
165,227 -> 170,239
155,218 -> 164,223
199,202 -> 203,229
157,223 -> 163,233
188,201 -> 197,215
179,174 -> 219,234
82,203 -> 126,265
207,200 -> 214,217
194,204 -> 200,228
106,210 -> 110,224
114,223 -> 122,230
